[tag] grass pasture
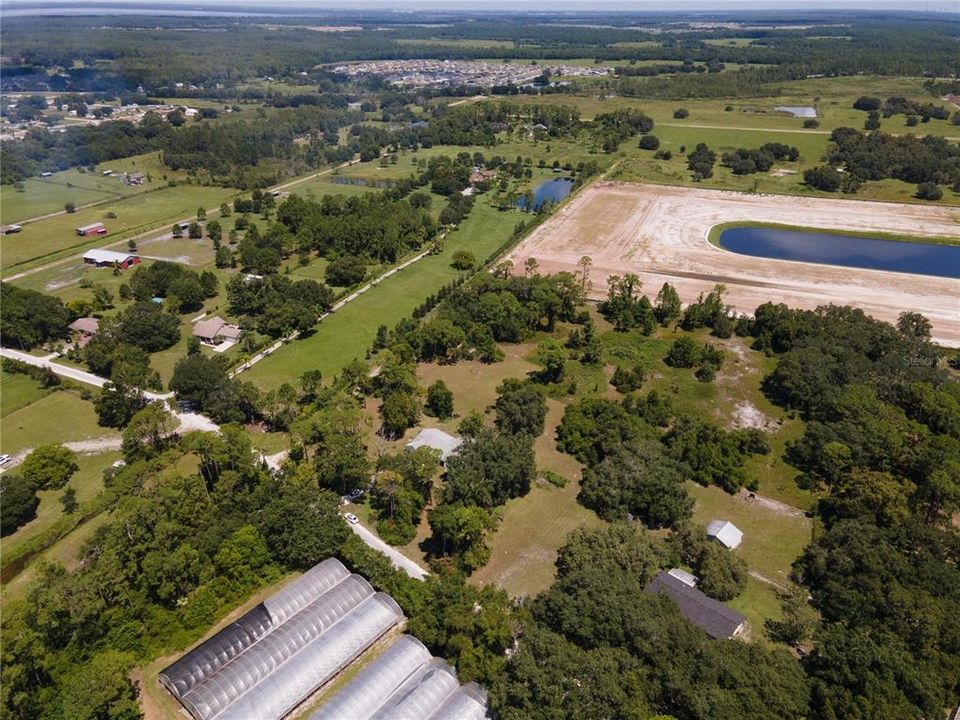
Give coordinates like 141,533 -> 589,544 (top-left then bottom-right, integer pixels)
1,183 -> 237,273
688,482 -> 812,589
469,398 -> 603,598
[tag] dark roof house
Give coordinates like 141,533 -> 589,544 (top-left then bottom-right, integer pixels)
645,570 -> 747,640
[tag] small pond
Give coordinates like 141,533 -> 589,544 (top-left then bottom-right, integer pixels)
775,105 -> 817,118
517,177 -> 574,210
718,226 -> 960,279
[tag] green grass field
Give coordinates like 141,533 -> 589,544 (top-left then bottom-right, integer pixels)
688,482 -> 812,588
0,152 -> 181,224
0,390 -> 116,455
470,397 -> 604,597
1,371 -> 51,417
244,200 -> 523,390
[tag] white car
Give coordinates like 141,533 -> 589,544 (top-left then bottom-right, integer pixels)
344,513 -> 359,525
0,454 -> 11,466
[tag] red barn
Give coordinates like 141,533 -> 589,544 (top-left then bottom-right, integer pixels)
83,249 -> 141,269
76,222 -> 108,237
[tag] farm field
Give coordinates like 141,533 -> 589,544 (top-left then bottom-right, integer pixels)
0,152 -> 174,223
243,200 -> 522,390
506,181 -> 960,346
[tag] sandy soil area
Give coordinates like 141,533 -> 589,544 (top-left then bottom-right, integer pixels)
507,182 -> 960,346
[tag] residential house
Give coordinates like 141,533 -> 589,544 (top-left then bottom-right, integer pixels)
68,317 -> 100,347
405,428 -> 463,464
192,316 -> 243,345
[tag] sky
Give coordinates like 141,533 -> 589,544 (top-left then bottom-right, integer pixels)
1,0 -> 956,10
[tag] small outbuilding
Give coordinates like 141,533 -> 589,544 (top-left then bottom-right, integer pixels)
406,428 -> 462,464
706,520 -> 743,550
76,222 -> 108,237
645,570 -> 747,640
82,248 -> 140,269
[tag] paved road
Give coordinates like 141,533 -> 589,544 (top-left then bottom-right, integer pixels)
347,520 -> 430,580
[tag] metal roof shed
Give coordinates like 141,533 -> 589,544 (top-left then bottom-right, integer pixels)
706,520 -> 743,550
406,428 -> 462,463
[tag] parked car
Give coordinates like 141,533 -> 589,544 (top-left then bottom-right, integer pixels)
0,454 -> 10,465
348,488 -> 364,501
344,513 -> 359,525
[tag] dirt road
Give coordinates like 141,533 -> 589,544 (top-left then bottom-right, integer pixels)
507,182 -> 960,346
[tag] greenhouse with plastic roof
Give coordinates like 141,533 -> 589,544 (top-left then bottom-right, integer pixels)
158,558 -> 489,720
310,635 -> 488,720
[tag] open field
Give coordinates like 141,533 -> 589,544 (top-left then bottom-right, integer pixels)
1,183 -> 237,273
469,398 -> 603,598
506,181 -> 960,346
0,389 -> 116,455
688,483 -> 811,589
0,370 -> 51,416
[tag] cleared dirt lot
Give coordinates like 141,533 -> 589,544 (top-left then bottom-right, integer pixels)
508,182 -> 960,346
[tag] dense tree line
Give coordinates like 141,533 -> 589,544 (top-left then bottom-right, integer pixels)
805,127 -> 960,196
0,283 -> 70,349
745,303 -> 960,718
491,524 -> 808,719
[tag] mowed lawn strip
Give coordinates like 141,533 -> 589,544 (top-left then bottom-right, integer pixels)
244,201 -> 521,391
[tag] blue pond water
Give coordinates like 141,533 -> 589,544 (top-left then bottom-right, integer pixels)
718,226 -> 960,279
517,178 -> 574,210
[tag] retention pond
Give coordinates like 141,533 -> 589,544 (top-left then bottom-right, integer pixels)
517,177 -> 574,211
717,225 -> 960,279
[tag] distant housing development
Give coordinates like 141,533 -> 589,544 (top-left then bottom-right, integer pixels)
330,59 -> 609,88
